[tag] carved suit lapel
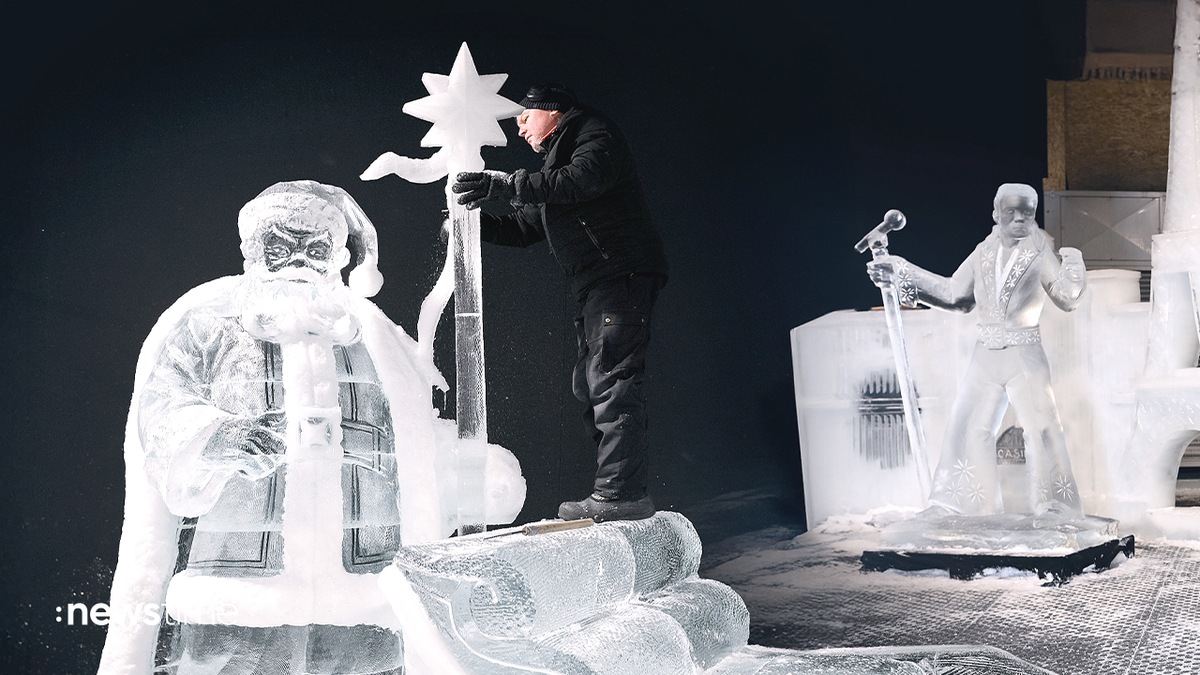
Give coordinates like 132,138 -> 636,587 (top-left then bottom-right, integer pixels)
997,237 -> 1040,319
979,235 -> 1001,322
979,229 -> 1043,322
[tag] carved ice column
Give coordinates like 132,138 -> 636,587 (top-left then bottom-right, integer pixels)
1120,0 -> 1200,531
1146,0 -> 1200,375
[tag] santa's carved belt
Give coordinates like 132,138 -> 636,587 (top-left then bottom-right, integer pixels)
977,324 -> 1041,349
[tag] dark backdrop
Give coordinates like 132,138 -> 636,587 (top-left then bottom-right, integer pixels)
1,1 -> 1085,671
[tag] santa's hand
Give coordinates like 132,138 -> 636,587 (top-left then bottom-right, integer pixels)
451,171 -> 515,210
1059,247 -> 1086,283
204,414 -> 287,479
866,254 -> 906,288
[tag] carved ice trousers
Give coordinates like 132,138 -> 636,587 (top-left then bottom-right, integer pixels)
572,273 -> 661,500
929,343 -> 1082,516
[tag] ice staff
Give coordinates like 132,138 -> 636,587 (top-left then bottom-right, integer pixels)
362,43 -> 523,534
856,210 -> 931,502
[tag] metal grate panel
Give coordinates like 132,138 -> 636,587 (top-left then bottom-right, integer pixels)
705,529 -> 1200,675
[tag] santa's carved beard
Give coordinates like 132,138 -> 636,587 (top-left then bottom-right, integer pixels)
240,265 -> 360,344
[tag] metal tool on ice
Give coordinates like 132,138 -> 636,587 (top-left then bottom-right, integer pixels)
855,210 -> 931,502
465,518 -> 596,540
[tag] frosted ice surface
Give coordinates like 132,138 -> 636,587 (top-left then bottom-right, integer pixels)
638,578 -> 749,669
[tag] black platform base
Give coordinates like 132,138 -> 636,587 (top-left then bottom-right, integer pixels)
861,535 -> 1135,585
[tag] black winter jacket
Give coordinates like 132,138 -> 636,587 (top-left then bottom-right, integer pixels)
480,105 -> 669,299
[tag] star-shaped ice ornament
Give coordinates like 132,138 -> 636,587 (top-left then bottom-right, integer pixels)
361,43 -> 522,184
405,43 -> 523,154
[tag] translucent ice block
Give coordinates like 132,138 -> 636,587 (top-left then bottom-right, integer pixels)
381,512 -> 747,674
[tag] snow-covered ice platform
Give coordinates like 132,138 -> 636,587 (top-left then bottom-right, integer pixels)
862,510 -> 1135,583
877,511 -> 1122,551
701,511 -> 1200,675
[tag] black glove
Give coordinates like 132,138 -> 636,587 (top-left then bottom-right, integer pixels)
451,170 -> 515,210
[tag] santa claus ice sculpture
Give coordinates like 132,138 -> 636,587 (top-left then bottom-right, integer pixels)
98,180 -> 525,675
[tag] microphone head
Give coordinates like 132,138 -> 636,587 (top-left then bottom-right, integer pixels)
883,209 -> 906,232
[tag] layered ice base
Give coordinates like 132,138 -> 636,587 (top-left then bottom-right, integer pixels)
879,510 -> 1120,552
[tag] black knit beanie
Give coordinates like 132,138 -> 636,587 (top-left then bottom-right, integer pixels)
519,83 -> 577,111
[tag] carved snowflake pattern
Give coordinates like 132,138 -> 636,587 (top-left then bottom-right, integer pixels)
979,324 -> 1004,348
946,480 -> 964,501
953,459 -> 975,481
893,260 -> 919,306
1053,475 -> 1076,501
1035,480 -> 1052,504
966,482 -> 986,504
932,469 -> 954,495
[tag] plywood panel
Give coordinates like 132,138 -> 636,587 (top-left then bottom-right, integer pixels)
1063,79 -> 1170,191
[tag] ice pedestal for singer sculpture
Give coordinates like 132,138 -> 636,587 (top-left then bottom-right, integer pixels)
877,511 -> 1121,550
379,512 -> 1057,675
863,510 -> 1134,583
790,307 -> 975,527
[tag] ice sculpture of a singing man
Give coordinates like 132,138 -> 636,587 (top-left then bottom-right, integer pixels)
867,183 -> 1088,516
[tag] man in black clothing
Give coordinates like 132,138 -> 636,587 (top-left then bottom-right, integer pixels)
452,83 -> 668,523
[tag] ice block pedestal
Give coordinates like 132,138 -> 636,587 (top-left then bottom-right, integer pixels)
862,511 -> 1134,584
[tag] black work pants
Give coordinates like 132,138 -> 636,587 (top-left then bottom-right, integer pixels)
572,273 -> 661,500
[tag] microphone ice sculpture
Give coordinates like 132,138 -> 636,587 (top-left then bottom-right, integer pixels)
856,210 -> 932,502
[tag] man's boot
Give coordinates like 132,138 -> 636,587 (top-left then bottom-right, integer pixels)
558,494 -> 655,523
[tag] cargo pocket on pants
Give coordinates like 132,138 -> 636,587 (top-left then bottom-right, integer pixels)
598,311 -> 650,374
